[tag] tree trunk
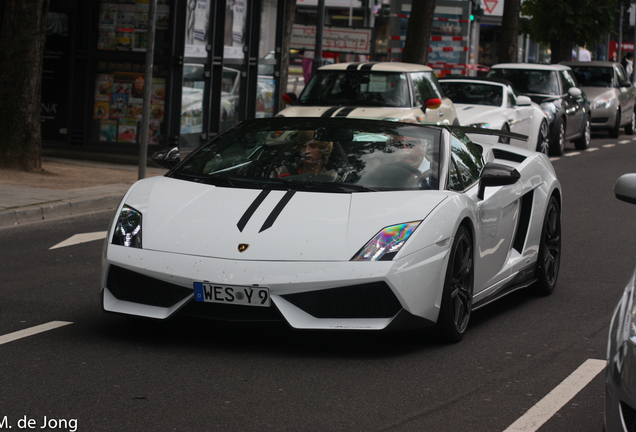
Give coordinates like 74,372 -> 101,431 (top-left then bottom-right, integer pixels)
277,0 -> 296,112
0,0 -> 49,171
498,0 -> 520,63
402,0 -> 437,65
550,38 -> 574,64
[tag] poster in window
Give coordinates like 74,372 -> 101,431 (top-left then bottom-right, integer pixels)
118,118 -> 138,143
95,74 -> 114,96
156,5 -> 170,30
148,119 -> 160,144
134,2 -> 149,30
110,93 -> 128,118
185,0 -> 210,58
127,98 -> 144,119
99,4 -> 117,27
116,4 -> 135,29
151,78 -> 166,102
98,28 -> 117,50
94,97 -> 110,120
115,28 -> 134,50
99,120 -> 118,142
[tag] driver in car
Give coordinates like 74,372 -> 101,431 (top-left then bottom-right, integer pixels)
271,130 -> 338,179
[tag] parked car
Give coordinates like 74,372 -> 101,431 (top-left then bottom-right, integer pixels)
278,62 -> 459,126
439,77 -> 549,155
560,61 -> 635,138
488,63 -> 591,155
104,117 -> 562,343
606,173 -> 636,431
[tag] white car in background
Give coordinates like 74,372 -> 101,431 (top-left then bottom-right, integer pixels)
439,77 -> 550,155
278,62 -> 459,126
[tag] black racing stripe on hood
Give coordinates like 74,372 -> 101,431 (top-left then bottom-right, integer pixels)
346,63 -> 361,70
259,190 -> 296,233
321,107 -> 341,117
359,63 -> 377,71
237,189 -> 271,232
335,106 -> 357,117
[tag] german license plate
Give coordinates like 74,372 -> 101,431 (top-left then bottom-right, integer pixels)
193,282 -> 270,307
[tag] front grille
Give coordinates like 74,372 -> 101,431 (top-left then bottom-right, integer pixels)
282,282 -> 402,319
591,117 -> 609,124
106,265 -> 192,308
181,301 -> 285,323
622,401 -> 636,432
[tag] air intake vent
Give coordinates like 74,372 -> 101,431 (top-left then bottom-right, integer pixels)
106,265 -> 192,307
492,148 -> 527,163
282,282 -> 402,319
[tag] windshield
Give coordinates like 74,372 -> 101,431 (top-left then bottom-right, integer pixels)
439,82 -> 504,107
298,71 -> 411,107
170,118 -> 442,192
569,66 -> 613,88
488,69 -> 559,95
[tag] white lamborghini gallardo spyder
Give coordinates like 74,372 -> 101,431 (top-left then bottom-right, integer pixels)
101,117 -> 561,342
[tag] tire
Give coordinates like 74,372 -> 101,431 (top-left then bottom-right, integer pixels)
536,120 -> 550,155
574,115 -> 591,150
498,123 -> 510,144
609,110 -> 621,138
625,110 -> 635,135
436,226 -> 474,343
534,196 -> 561,296
549,117 -> 566,156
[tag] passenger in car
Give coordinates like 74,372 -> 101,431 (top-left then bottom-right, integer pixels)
271,130 -> 338,179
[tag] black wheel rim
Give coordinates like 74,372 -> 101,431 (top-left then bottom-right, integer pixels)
558,122 -> 566,153
584,118 -> 591,147
541,202 -> 561,286
538,121 -> 549,155
450,234 -> 473,333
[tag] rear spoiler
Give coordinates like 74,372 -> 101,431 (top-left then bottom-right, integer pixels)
451,126 -> 529,142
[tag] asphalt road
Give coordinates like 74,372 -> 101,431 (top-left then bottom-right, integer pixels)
1,131 -> 636,432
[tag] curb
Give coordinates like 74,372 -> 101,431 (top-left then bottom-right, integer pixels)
0,194 -> 123,228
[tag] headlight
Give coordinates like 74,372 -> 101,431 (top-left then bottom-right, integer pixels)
112,205 -> 142,248
469,122 -> 490,128
351,221 -> 421,261
540,102 -> 557,122
592,98 -> 612,110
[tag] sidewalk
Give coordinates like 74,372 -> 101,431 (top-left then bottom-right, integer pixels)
0,158 -> 167,228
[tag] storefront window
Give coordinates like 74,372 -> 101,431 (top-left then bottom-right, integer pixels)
97,0 -> 171,52
256,0 -> 277,118
92,63 -> 166,145
224,0 -> 247,59
181,64 -> 205,140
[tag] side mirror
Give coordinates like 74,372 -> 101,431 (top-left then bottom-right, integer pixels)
282,93 -> 298,105
151,147 -> 180,170
516,96 -> 532,106
615,173 -> 636,204
478,162 -> 521,200
568,87 -> 582,97
619,80 -> 633,88
422,97 -> 442,113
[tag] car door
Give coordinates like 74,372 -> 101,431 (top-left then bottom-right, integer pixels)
506,87 -> 533,137
448,136 -> 517,292
560,70 -> 585,137
615,65 -> 635,121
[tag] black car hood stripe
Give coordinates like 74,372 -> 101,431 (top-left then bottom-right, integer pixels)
360,63 -> 377,71
237,190 -> 271,232
321,106 -> 341,117
346,63 -> 361,70
259,190 -> 296,233
335,106 -> 357,117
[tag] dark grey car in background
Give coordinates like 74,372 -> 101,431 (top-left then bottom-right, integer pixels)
560,61 -> 635,138
488,63 -> 591,156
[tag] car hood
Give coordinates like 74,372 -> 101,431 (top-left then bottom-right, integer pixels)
580,87 -> 615,101
119,176 -> 448,262
277,105 -> 420,120
454,104 -> 504,127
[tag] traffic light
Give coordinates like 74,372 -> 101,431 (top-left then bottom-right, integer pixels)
380,4 -> 390,17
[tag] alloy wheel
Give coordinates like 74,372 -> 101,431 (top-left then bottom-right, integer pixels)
541,200 -> 561,287
537,121 -> 549,155
450,233 -> 473,333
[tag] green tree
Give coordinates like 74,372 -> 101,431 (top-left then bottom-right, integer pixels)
520,0 -> 616,64
0,0 -> 50,171
402,0 -> 437,65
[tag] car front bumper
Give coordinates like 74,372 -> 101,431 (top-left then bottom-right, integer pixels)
591,107 -> 619,130
101,242 -> 451,331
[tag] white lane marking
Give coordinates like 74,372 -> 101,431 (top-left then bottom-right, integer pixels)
549,157 -> 560,161
565,152 -> 581,157
619,140 -> 630,144
50,231 -> 107,250
585,148 -> 599,152
503,359 -> 606,432
0,321 -> 73,346
603,144 -> 616,148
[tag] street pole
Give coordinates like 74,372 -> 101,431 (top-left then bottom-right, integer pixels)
312,0 -> 325,75
139,0 -> 157,180
618,3 -> 624,63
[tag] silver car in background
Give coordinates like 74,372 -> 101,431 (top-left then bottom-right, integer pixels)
606,173 -> 636,431
561,61 -> 635,138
